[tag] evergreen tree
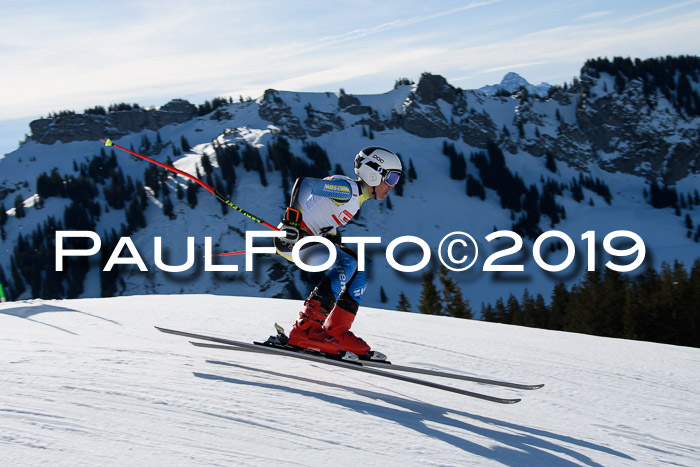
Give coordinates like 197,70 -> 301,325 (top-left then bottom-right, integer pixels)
481,302 -> 496,322
596,269 -> 628,337
565,271 -> 600,335
162,193 -> 175,219
0,202 -> 7,227
491,298 -> 510,323
242,143 -> 267,187
397,292 -> 412,312
478,255 -> 700,347
515,289 -> 536,327
438,265 -> 472,319
125,194 -> 147,233
13,194 -> 25,218
621,288 -> 639,340
143,166 -> 161,198
466,174 -> 485,200
684,259 -> 700,346
302,141 -> 332,174
10,257 -> 26,299
548,282 -> 569,330
571,178 -> 584,203
200,153 -> 214,175
533,293 -> 548,328
545,152 -> 557,173
506,294 -> 521,324
408,159 -> 417,182
186,181 -> 198,208
104,170 -> 129,209
442,141 -> 466,180
418,271 -> 442,315
181,135 -> 191,152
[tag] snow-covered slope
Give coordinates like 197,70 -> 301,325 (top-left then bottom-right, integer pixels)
2,295 -> 698,466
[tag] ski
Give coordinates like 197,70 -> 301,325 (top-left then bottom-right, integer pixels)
156,326 -> 529,404
189,341 -> 544,390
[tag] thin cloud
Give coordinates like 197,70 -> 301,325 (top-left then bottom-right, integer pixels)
1,0 -> 699,123
279,0 -> 500,54
617,0 -> 700,24
575,10 -> 613,21
483,60 -> 551,74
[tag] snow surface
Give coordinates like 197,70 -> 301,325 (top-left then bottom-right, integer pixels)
2,294 -> 699,466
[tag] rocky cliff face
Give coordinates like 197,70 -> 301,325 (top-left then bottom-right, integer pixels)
257,89 -> 306,139
574,75 -> 699,183
252,69 -> 699,183
27,68 -> 699,183
401,73 -> 460,139
29,99 -> 197,144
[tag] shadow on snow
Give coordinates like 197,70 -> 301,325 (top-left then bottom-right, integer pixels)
0,303 -> 120,334
194,360 -> 635,467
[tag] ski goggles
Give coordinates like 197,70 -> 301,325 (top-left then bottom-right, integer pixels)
382,170 -> 401,187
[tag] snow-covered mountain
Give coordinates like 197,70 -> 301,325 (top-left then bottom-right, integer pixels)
1,58 -> 699,313
2,294 -> 699,466
477,72 -> 552,97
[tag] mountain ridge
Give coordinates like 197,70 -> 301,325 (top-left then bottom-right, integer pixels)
477,71 -> 552,97
24,58 -> 700,184
1,56 -> 699,312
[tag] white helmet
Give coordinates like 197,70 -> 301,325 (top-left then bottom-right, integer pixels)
354,147 -> 402,187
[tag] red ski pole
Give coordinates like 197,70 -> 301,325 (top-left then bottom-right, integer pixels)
102,139 -> 279,232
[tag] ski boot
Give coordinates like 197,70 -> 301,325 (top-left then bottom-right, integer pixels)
287,298 -> 341,354
322,291 -> 373,357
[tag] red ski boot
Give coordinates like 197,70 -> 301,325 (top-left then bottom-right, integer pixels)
323,293 -> 371,356
287,299 -> 341,354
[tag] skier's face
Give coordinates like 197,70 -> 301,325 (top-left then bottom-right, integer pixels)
373,180 -> 393,200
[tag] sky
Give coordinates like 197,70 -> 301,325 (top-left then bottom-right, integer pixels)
1,0 -> 699,156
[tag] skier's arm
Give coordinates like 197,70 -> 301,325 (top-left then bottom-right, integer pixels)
289,177 -> 353,206
278,177 -> 352,249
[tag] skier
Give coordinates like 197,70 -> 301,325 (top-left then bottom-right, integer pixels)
274,146 -> 402,357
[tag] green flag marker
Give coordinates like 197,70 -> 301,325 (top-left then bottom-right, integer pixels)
0,282 -> 6,302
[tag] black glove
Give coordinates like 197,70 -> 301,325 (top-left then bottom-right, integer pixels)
278,207 -> 302,250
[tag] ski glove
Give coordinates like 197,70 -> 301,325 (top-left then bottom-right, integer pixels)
278,207 -> 302,249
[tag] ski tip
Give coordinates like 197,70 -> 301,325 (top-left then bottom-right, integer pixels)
517,383 -> 544,390
103,138 -> 113,147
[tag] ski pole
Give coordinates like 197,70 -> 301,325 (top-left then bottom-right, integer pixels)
210,249 -> 277,257
102,139 -> 279,232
